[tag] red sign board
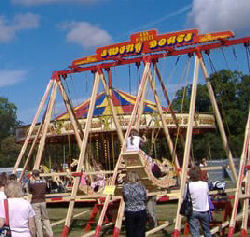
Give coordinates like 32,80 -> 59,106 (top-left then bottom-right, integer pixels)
72,29 -> 234,67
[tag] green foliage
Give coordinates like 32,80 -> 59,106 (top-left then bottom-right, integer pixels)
0,97 -> 21,167
172,70 -> 249,160
0,97 -> 19,140
0,136 -> 21,167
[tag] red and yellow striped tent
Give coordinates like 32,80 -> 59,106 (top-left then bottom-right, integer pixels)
55,88 -> 169,120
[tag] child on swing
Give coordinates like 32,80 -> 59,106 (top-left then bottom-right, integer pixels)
126,128 -> 147,151
126,128 -> 163,178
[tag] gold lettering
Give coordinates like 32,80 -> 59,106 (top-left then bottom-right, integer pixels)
149,40 -> 157,49
108,47 -> 119,56
126,44 -> 134,53
119,46 -> 126,54
135,42 -> 143,53
167,36 -> 176,45
158,38 -> 167,47
101,49 -> 108,57
184,33 -> 193,42
177,34 -> 185,43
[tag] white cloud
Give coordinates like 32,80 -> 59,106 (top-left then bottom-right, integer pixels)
0,13 -> 40,43
188,0 -> 250,35
63,22 -> 112,49
12,0 -> 103,6
0,70 -> 28,87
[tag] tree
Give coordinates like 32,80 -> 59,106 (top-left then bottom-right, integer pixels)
0,98 -> 19,141
172,70 -> 249,160
0,136 -> 21,167
0,97 -> 21,167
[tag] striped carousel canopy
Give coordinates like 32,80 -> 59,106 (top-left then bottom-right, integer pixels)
55,88 -> 169,120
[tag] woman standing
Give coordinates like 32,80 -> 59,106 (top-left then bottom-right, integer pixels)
187,166 -> 212,237
123,171 -> 147,237
0,181 -> 36,237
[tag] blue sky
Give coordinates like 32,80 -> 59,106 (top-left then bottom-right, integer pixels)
0,0 -> 249,124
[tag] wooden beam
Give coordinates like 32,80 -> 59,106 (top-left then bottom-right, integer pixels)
228,110 -> 250,234
34,81 -> 57,169
57,80 -> 83,148
174,55 -> 200,235
63,72 -> 100,234
112,198 -> 125,236
13,80 -> 53,173
94,62 -> 152,236
148,67 -> 180,169
19,124 -> 43,181
146,221 -> 169,236
199,57 -> 237,181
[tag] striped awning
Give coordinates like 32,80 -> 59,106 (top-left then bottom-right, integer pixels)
55,88 -> 169,120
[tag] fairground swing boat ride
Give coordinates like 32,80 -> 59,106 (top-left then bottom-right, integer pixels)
14,28 -> 250,236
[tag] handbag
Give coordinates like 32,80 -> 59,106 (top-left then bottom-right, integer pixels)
180,182 -> 193,216
0,199 -> 11,237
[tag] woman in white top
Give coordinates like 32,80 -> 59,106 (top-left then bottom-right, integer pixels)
126,128 -> 146,151
0,181 -> 36,237
186,166 -> 212,237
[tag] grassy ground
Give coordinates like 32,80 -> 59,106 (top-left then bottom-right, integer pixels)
48,200 -> 250,236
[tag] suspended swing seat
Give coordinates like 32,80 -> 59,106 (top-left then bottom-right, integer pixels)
121,150 -> 177,192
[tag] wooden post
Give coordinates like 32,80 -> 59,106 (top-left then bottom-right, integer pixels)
148,68 -> 180,169
63,72 -> 100,237
94,62 -> 151,237
112,198 -> 125,236
136,64 -> 149,129
13,80 -> 53,173
199,57 -> 237,181
19,124 -> 42,181
99,72 -> 124,143
228,110 -> 250,236
57,80 -> 83,148
33,81 -> 58,169
173,55 -> 200,236
154,62 -> 192,169
241,147 -> 250,236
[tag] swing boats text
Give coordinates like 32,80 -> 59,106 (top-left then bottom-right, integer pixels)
72,29 -> 234,67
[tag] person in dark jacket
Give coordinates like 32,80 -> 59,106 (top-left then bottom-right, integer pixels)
28,169 -> 53,237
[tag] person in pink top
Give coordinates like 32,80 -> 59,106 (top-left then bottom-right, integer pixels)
0,181 -> 36,237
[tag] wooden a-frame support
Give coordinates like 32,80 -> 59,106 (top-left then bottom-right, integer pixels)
14,73 -> 87,173
93,60 -> 181,237
173,55 -> 200,236
93,62 -> 152,237
63,69 -> 125,236
13,80 -> 53,173
173,53 -> 239,236
228,110 -> 250,237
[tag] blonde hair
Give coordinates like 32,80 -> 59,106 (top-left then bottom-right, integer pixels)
4,181 -> 24,198
126,171 -> 140,183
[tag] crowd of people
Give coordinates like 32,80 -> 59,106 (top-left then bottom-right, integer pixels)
0,127 -> 215,237
0,170 -> 53,237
